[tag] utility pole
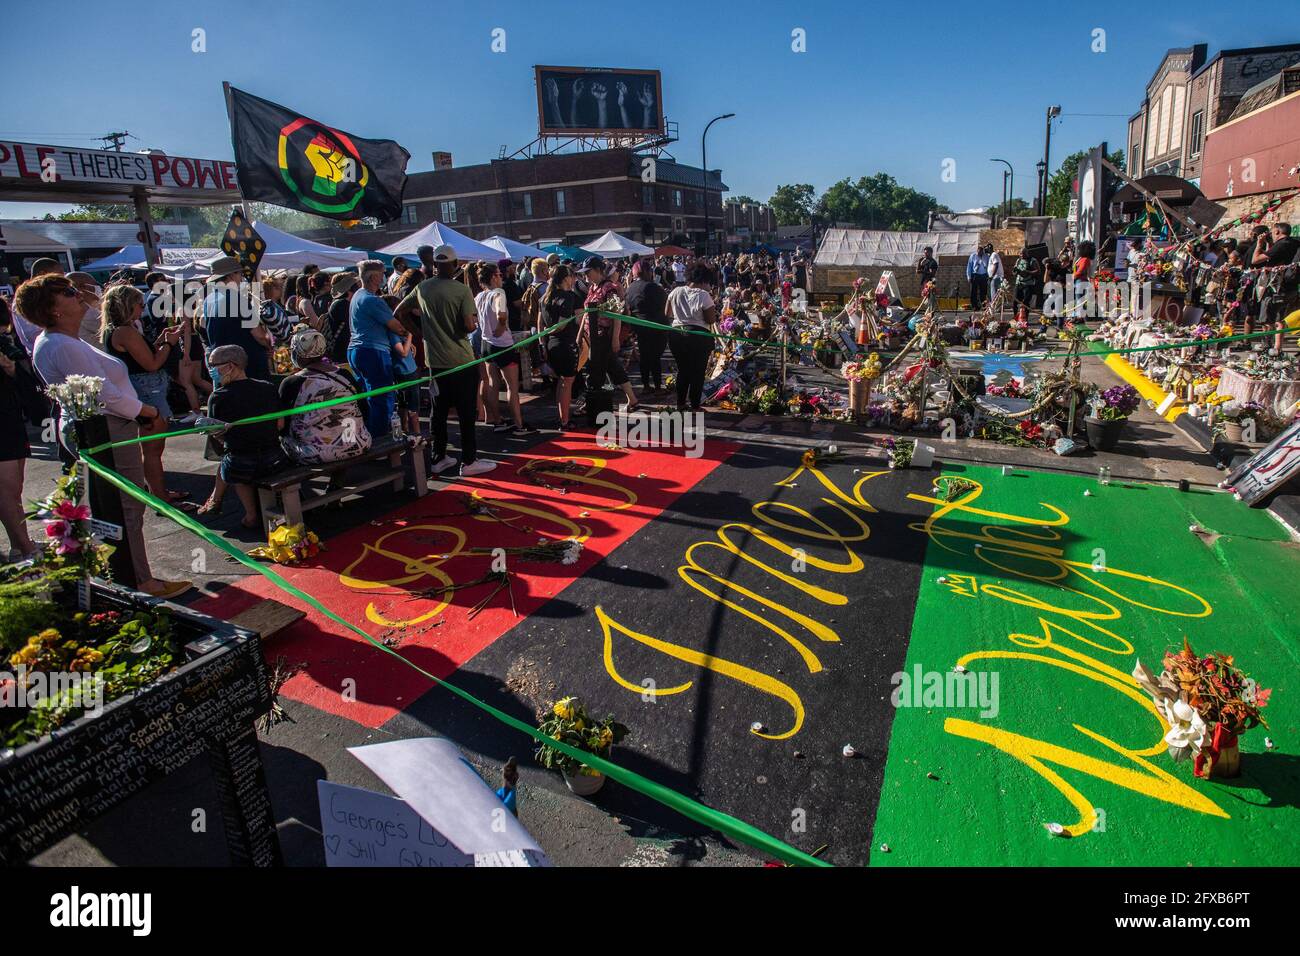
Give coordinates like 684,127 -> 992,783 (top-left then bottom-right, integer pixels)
1037,107 -> 1060,215
100,131 -> 129,151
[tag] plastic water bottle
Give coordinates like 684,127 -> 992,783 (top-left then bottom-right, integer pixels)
390,408 -> 403,438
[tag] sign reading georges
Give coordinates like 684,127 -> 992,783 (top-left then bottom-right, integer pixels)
536,66 -> 664,136
0,140 -> 237,194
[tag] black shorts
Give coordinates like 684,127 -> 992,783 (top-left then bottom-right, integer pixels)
220,447 -> 289,484
547,340 -> 578,377
0,406 -> 30,462
482,341 -> 520,368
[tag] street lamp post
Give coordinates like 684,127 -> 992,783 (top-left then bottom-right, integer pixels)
1036,160 -> 1047,218
701,112 -> 735,256
990,158 -> 1014,225
1037,106 -> 1061,215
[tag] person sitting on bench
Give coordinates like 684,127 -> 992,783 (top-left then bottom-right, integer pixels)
279,328 -> 371,465
207,344 -> 288,530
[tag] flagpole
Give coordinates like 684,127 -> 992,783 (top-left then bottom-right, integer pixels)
222,81 -> 253,221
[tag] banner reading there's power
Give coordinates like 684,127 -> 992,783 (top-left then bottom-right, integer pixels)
225,84 -> 409,222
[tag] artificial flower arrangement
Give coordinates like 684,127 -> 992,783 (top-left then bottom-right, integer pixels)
1133,640 -> 1270,778
986,379 -> 1025,399
534,696 -> 630,786
248,522 -> 322,565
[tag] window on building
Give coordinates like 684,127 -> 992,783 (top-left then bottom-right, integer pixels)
1169,86 -> 1186,151
440,200 -> 457,223
673,189 -> 683,208
1189,109 -> 1204,157
555,189 -> 567,214
400,204 -> 418,225
642,185 -> 654,208
1132,144 -> 1141,174
522,193 -> 533,217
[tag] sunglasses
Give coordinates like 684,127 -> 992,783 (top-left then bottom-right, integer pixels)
56,286 -> 80,298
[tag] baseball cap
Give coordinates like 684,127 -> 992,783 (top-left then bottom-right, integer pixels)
545,253 -> 560,266
331,272 -> 360,294
497,258 -> 513,271
582,256 -> 607,274
432,244 -> 458,264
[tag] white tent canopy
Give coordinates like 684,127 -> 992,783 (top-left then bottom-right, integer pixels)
580,230 -> 653,258
814,228 -> 980,268
378,221 -> 500,262
194,221 -> 365,274
0,223 -> 74,271
482,235 -> 545,262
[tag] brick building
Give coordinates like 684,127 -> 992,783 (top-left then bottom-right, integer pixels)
302,148 -> 727,251
1127,42 -> 1300,183
722,199 -> 777,247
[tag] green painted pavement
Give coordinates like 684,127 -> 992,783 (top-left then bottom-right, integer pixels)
871,464 -> 1300,866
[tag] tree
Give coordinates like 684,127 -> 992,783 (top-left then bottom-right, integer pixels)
985,197 -> 1034,219
55,200 -> 335,247
769,183 -> 816,225
1045,149 -> 1124,219
728,195 -> 757,206
815,174 -> 944,232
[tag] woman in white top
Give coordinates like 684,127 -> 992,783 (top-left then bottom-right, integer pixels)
474,262 -> 533,434
665,261 -> 719,411
16,273 -> 192,600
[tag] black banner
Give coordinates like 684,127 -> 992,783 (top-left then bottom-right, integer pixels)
225,85 -> 409,222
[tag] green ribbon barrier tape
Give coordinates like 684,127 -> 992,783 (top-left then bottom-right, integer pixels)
77,452 -> 830,868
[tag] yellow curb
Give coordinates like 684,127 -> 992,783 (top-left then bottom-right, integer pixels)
1101,352 -> 1187,422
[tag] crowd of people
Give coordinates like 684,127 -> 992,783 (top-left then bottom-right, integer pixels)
0,241 -> 809,578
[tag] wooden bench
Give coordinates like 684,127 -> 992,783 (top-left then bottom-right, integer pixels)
255,435 -> 428,537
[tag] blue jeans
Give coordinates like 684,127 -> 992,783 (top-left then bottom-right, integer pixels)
348,346 -> 394,439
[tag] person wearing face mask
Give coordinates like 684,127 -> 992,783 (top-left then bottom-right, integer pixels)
64,273 -> 104,346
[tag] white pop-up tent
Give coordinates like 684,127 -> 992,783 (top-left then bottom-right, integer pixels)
580,230 -> 653,258
194,221 -> 367,273
814,228 -> 979,267
379,221 -> 500,262
482,235 -> 545,262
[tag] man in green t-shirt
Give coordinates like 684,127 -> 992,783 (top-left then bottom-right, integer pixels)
395,244 -> 496,477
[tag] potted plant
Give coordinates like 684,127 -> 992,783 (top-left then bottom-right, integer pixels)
1132,641 -> 1271,779
535,697 -> 629,797
1218,399 -> 1264,443
1084,384 -> 1139,451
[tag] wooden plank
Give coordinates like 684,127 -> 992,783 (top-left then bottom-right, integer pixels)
229,599 -> 305,640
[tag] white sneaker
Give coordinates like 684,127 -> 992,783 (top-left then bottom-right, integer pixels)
430,455 -> 457,474
460,459 -> 497,477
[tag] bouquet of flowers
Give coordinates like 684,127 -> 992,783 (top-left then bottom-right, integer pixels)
26,473 -> 110,579
841,352 -> 882,381
1133,640 -> 1270,777
800,445 -> 844,469
1091,384 -> 1140,421
1189,324 -> 1214,343
1218,399 -> 1265,424
881,436 -> 915,469
534,696 -> 630,777
986,379 -> 1024,398
248,522 -> 322,565
45,374 -> 105,421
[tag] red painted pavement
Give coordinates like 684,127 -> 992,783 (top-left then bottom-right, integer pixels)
192,434 -> 735,727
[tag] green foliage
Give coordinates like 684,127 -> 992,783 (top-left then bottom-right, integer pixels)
1045,149 -> 1125,219
55,201 -> 336,248
534,697 -> 630,776
769,183 -> 816,226
816,173 -> 944,231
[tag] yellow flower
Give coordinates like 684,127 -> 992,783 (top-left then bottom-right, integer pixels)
598,727 -> 613,750
552,697 -> 577,720
801,450 -> 816,468
573,718 -> 585,731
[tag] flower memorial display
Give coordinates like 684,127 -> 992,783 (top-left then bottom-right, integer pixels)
1091,384 -> 1140,421
534,696 -> 630,778
44,374 -> 105,421
27,473 -> 111,580
841,353 -> 882,381
248,522 -> 323,566
1,595 -> 181,746
881,436 -> 915,469
1132,640 -> 1270,778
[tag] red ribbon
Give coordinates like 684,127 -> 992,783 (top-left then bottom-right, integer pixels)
1194,723 -> 1238,778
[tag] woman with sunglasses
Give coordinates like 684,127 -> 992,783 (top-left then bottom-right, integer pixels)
15,274 -> 192,599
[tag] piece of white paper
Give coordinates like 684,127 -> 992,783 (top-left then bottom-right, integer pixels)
347,737 -> 545,858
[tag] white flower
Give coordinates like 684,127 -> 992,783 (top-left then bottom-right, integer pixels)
1162,699 -> 1208,760
47,375 -> 106,421
561,538 -> 583,565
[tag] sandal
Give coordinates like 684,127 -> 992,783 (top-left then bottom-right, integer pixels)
196,498 -> 223,517
164,490 -> 190,503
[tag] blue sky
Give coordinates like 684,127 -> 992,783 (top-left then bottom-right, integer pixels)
2,0 -> 1296,220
